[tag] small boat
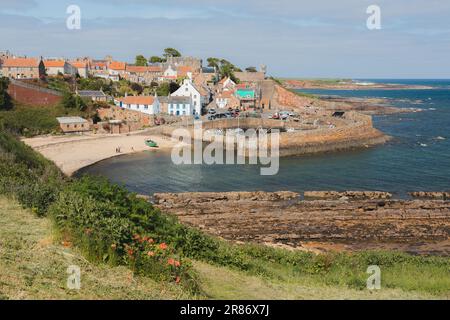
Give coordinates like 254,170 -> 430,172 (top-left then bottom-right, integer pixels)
145,139 -> 158,148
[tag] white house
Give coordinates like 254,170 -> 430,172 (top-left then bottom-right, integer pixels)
219,77 -> 236,91
162,65 -> 177,80
167,96 -> 194,116
171,79 -> 202,115
114,95 -> 160,115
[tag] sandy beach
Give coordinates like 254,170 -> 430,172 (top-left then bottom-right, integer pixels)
22,131 -> 178,176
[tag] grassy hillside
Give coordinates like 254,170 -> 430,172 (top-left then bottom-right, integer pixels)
1,196 -> 447,300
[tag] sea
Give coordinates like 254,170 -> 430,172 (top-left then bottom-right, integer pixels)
77,79 -> 450,197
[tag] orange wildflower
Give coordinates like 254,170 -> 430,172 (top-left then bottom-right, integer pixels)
174,260 -> 181,267
175,276 -> 181,284
168,258 -> 175,266
159,243 -> 168,250
147,251 -> 155,257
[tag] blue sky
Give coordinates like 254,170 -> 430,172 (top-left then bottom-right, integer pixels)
1,0 -> 450,78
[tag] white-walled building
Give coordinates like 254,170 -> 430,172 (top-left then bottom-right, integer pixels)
114,95 -> 160,115
162,65 -> 177,80
167,96 -> 193,116
171,79 -> 202,115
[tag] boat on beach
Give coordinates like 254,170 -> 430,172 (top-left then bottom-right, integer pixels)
145,139 -> 158,148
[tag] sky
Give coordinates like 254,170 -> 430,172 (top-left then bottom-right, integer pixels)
1,0 -> 450,78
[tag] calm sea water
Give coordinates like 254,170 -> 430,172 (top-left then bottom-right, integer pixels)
78,80 -> 450,196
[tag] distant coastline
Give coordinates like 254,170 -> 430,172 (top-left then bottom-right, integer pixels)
282,79 -> 435,90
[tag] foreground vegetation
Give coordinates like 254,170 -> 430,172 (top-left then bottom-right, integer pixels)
0,125 -> 449,299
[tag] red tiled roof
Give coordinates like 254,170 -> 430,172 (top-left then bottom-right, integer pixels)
116,96 -> 155,105
3,58 -> 40,68
126,66 -> 163,73
109,61 -> 127,71
44,60 -> 66,68
177,66 -> 193,77
70,61 -> 87,68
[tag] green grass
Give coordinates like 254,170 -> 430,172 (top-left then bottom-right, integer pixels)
1,196 -> 448,300
0,101 -> 91,137
0,196 -> 191,300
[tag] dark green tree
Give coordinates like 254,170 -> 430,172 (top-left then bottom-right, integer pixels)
163,48 -> 182,59
149,56 -> 164,64
0,77 -> 12,110
245,66 -> 257,72
135,55 -> 148,66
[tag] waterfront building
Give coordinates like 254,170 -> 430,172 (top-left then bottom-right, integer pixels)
167,96 -> 194,116
114,95 -> 160,115
56,116 -> 91,133
171,78 -> 203,115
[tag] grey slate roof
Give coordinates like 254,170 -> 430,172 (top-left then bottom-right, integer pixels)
78,90 -> 107,98
168,96 -> 191,104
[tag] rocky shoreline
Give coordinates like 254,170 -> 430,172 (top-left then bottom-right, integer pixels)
154,191 -> 450,255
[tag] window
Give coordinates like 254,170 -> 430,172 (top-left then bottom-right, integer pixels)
185,87 -> 188,92
144,105 -> 148,110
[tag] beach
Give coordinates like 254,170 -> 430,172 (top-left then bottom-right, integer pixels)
22,131 -> 178,176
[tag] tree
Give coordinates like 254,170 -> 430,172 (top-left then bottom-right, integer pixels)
207,58 -> 241,83
0,77 -> 12,110
155,82 -> 180,96
207,57 -> 220,69
61,92 -> 87,111
130,82 -> 144,95
149,56 -> 164,64
135,55 -> 148,66
163,48 -> 181,59
245,66 -> 257,72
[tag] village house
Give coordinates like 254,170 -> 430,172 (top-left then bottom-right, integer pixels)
161,65 -> 178,80
164,56 -> 202,73
235,86 -> 257,109
57,116 -> 91,134
167,96 -> 194,116
177,66 -> 194,79
77,90 -> 108,102
70,61 -> 89,78
114,95 -> 160,115
218,77 -> 236,92
125,65 -> 163,85
0,57 -> 45,79
216,90 -> 240,109
43,60 -> 77,76
171,78 -> 203,115
108,61 -> 127,81
89,60 -> 109,79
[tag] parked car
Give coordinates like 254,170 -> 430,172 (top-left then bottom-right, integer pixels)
208,109 -> 216,115
270,112 -> 280,120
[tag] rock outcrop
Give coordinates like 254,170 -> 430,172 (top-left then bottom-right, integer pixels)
154,191 -> 450,255
304,191 -> 392,200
